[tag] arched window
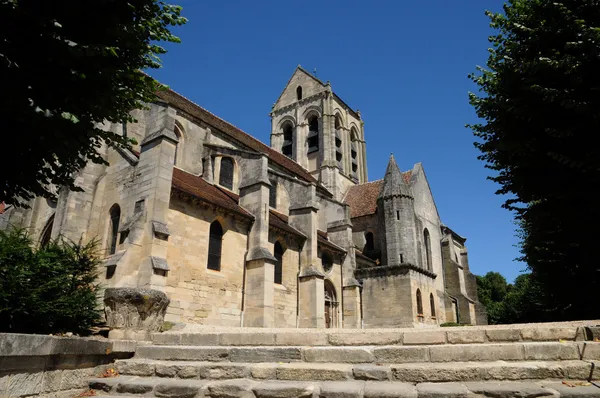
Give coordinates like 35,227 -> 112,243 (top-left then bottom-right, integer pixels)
364,232 -> 374,253
307,115 -> 319,153
274,241 -> 284,284
282,123 -> 293,158
108,204 -> 121,255
334,115 -> 343,169
350,127 -> 359,178
416,289 -> 423,315
174,125 -> 184,166
219,157 -> 234,190
269,179 -> 277,208
40,214 -> 54,247
322,252 -> 333,273
424,229 -> 432,271
324,280 -> 337,328
296,86 -> 302,100
207,221 -> 223,271
430,293 -> 436,317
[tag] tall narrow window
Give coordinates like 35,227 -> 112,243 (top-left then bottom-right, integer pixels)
350,127 -> 359,179
269,179 -> 277,208
416,289 -> 423,315
40,214 -> 54,247
296,86 -> 303,100
219,157 -> 234,190
430,293 -> 436,317
334,115 -> 343,169
322,252 -> 333,273
424,228 -> 432,271
108,204 -> 121,255
207,221 -> 223,271
282,123 -> 293,158
307,115 -> 319,153
274,241 -> 284,284
365,232 -> 374,252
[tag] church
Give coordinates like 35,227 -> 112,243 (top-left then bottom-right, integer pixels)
0,66 -> 486,328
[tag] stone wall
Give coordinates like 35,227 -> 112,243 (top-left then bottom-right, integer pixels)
0,333 -> 135,398
165,197 -> 250,325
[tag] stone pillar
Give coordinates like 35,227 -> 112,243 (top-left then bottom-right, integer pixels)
298,271 -> 325,328
240,155 -> 277,327
295,121 -> 308,170
343,284 -> 362,328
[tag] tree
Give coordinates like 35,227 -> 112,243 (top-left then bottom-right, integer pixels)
0,0 -> 186,206
469,1 -> 600,320
0,229 -> 103,334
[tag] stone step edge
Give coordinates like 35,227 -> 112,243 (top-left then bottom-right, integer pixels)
152,327 -> 590,346
113,359 -> 599,382
134,342 -> 600,363
89,377 -> 600,398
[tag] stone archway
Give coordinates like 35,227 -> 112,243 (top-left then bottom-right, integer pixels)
324,280 -> 338,329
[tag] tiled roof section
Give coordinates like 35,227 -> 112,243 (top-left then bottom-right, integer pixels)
155,88 -> 319,186
269,210 -> 306,238
355,249 -> 377,264
344,171 -> 412,219
171,168 -> 253,219
317,230 -> 328,239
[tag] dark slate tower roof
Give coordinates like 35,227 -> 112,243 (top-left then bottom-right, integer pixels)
378,154 -> 413,199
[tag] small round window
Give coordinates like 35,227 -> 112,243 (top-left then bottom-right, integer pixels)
322,252 -> 333,273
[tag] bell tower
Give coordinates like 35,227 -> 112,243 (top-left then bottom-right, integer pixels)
270,66 -> 368,200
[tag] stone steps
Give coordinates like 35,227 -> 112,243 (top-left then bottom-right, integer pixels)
113,358 -> 600,383
152,326 -> 589,347
134,342 -> 600,364
89,376 -> 600,397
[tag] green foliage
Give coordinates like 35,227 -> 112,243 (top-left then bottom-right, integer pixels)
469,1 -> 600,320
0,0 -> 187,206
0,229 -> 103,334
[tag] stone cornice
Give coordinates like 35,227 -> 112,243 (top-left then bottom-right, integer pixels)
270,92 -> 327,116
355,263 -> 437,280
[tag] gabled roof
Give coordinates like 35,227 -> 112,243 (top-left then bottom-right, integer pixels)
344,170 -> 412,219
171,168 -> 253,219
272,66 -> 327,107
156,88 -> 321,188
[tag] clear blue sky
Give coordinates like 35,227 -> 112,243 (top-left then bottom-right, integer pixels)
148,0 -> 525,282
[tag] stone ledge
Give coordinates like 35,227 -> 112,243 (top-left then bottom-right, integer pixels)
355,263 -> 437,279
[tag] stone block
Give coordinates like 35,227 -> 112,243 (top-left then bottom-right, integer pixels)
6,372 -> 44,396
582,342 -> 600,360
253,381 -> 316,398
220,332 -> 275,346
208,379 -> 256,398
521,327 -> 577,341
429,343 -> 524,362
104,287 -> 170,333
464,381 -> 557,398
155,381 -> 205,398
41,370 -> 63,393
522,342 -> 580,360
88,377 -> 119,392
59,368 -> 94,390
416,382 -> 470,398
328,332 -> 401,346
303,347 -> 374,363
542,381 -> 600,397
372,347 -> 429,363
198,364 -> 249,379
178,364 -> 200,379
485,329 -> 521,342
446,330 -> 485,344
153,333 -> 182,345
363,381 -> 417,398
137,346 -> 230,361
181,333 -> 220,346
251,364 -> 278,379
111,339 -> 139,353
116,360 -> 155,376
230,347 -> 301,363
402,331 -> 445,345
352,365 -> 391,381
276,363 -> 353,381
116,378 -> 156,394
318,381 -> 363,398
276,332 -> 329,346
155,363 -> 179,378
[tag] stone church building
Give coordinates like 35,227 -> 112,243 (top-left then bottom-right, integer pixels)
0,67 -> 486,328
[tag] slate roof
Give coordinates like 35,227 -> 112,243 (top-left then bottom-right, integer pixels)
317,230 -> 346,254
156,89 -> 323,190
355,249 -> 377,264
171,168 -> 253,219
269,210 -> 306,238
344,171 -> 412,219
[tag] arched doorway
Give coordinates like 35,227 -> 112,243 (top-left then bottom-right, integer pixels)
324,280 -> 338,328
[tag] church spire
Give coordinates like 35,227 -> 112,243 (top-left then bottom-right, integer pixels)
378,154 -> 412,199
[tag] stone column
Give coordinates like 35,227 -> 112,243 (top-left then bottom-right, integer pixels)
240,155 -> 277,327
298,270 -> 325,328
343,283 -> 362,328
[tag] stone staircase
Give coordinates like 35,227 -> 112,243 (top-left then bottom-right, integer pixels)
88,323 -> 600,397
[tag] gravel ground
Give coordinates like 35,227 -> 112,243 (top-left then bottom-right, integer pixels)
169,319 -> 600,334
